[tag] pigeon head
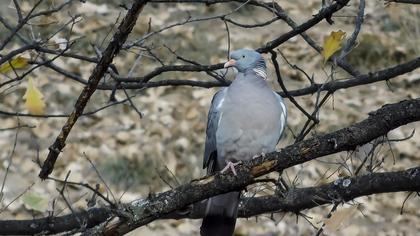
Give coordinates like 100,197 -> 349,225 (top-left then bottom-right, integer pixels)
224,49 -> 266,73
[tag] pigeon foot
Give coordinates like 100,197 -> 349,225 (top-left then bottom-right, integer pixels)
221,161 -> 242,176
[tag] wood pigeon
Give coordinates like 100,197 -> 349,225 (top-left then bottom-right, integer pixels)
201,49 -> 287,236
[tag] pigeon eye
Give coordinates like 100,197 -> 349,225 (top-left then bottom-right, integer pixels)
242,55 -> 245,58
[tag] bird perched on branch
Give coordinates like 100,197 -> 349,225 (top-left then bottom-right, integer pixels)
201,49 -> 287,236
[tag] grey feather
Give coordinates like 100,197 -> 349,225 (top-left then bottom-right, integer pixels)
215,71 -> 286,165
200,191 -> 240,236
203,88 -> 227,172
201,49 -> 287,236
274,92 -> 287,143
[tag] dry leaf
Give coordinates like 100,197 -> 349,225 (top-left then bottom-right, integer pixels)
35,14 -> 59,26
322,30 -> 346,63
23,78 -> 46,115
0,56 -> 29,74
324,205 -> 359,232
22,192 -> 49,212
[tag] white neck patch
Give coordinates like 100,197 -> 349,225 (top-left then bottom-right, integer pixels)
253,68 -> 267,80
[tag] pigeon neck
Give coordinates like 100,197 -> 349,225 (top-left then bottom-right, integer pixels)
249,58 -> 267,79
241,67 -> 267,80
252,67 -> 267,79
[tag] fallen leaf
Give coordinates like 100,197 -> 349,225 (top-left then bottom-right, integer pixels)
35,14 -> 59,26
23,78 -> 46,115
322,30 -> 346,63
22,192 -> 49,212
324,204 -> 359,232
0,56 -> 29,74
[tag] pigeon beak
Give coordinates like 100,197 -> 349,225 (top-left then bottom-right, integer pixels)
224,59 -> 236,68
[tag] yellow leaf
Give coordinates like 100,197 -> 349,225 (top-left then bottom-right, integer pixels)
324,205 -> 359,232
0,56 -> 29,74
322,30 -> 346,63
23,78 -> 45,115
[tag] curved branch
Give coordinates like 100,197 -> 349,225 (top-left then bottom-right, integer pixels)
224,16 -> 280,28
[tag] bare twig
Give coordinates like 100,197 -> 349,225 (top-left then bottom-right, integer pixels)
339,0 -> 365,59
270,50 -> 318,124
0,122 -> 20,203
82,153 -> 117,204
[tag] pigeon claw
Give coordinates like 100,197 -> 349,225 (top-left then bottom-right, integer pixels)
221,161 -> 242,176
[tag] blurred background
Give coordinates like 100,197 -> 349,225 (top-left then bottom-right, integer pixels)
0,0 -> 419,235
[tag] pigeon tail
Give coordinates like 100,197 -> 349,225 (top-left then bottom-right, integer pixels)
200,191 -> 240,236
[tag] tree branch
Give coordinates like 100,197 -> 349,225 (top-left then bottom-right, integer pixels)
175,166 -> 420,219
281,56 -> 420,97
0,208 -> 112,235
1,166 -> 419,235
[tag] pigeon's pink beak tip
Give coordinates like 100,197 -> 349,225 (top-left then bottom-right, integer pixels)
224,59 -> 236,68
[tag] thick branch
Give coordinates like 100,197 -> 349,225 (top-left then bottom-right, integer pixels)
177,166 -> 420,219
38,0 -> 148,179
240,167 -> 420,216
1,167 -> 419,235
0,208 -> 112,235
